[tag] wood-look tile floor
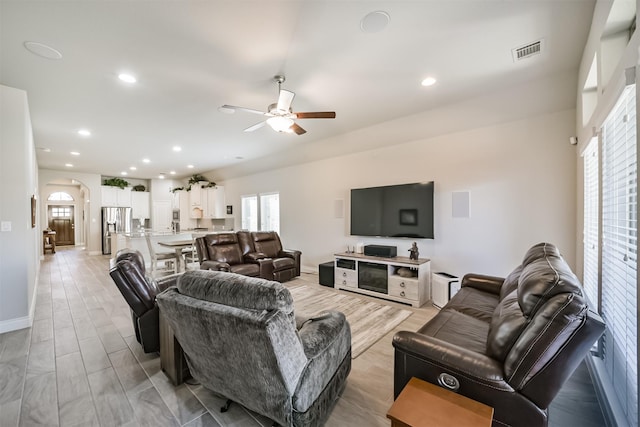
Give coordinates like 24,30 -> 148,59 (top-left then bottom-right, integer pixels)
0,247 -> 606,426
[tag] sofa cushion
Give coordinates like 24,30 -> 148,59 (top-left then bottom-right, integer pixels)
253,231 -> 282,258
521,242 -> 561,266
486,289 -> 527,361
445,287 -> 499,323
229,263 -> 260,277
177,270 -> 294,315
272,257 -> 295,272
499,265 -> 522,301
518,256 -> 583,318
418,308 -> 490,354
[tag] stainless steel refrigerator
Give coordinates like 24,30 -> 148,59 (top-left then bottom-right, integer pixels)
102,207 -> 132,255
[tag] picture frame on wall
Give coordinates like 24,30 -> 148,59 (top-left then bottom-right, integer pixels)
31,195 -> 36,228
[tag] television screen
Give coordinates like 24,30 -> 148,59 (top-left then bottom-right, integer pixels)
350,182 -> 434,238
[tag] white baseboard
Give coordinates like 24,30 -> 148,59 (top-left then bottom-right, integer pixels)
0,316 -> 32,334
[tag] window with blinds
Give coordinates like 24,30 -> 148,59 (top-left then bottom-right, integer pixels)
583,138 -> 600,309
601,84 -> 638,427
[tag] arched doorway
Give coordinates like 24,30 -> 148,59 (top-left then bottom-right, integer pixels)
43,181 -> 88,248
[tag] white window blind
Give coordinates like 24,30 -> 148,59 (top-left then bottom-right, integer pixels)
583,138 -> 599,309
260,193 -> 280,233
601,84 -> 638,427
241,192 -> 280,233
241,195 -> 258,231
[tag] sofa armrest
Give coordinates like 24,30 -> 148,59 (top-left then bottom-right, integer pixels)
298,311 -> 348,359
257,258 -> 274,280
155,273 -> 182,292
280,249 -> 302,275
200,260 -> 231,272
461,273 -> 504,295
392,331 -> 510,396
293,311 -> 351,412
244,252 -> 267,262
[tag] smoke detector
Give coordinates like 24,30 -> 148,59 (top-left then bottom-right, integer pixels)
512,39 -> 544,62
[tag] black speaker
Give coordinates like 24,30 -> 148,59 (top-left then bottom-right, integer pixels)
364,245 -> 397,258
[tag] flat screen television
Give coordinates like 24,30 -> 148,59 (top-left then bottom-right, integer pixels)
350,182 -> 434,238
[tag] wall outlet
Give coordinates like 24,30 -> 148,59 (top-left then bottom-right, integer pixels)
1,221 -> 12,232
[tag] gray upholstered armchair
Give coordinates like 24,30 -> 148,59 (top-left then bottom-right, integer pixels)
156,270 -> 351,427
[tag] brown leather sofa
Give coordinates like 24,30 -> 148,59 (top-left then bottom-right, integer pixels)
109,248 -> 178,353
392,242 -> 605,427
240,231 -> 301,282
195,232 -> 273,278
195,231 -> 301,282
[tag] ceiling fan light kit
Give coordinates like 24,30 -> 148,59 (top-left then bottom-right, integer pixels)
267,116 -> 295,133
221,75 -> 336,136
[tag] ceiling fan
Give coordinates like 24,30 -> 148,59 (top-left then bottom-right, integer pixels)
220,75 -> 336,135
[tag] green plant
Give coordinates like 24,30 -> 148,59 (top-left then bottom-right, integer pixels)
188,174 -> 208,185
132,184 -> 146,192
103,177 -> 129,189
203,181 -> 217,188
170,187 -> 185,193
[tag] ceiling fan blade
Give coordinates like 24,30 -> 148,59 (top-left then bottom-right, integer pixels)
295,111 -> 336,119
290,123 -> 307,135
220,105 -> 267,115
244,121 -> 266,132
277,89 -> 295,112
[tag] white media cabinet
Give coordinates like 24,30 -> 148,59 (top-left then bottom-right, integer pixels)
334,252 -> 431,307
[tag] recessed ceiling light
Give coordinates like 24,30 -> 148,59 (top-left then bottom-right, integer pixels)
77,129 -> 91,137
360,11 -> 390,33
142,158 -> 150,163
23,41 -> 62,60
170,171 -> 176,175
173,146 -> 182,152
187,164 -> 194,169
129,166 -> 137,170
70,151 -> 80,156
421,77 -> 437,87
118,73 -> 137,83
121,171 -> 128,176
158,174 -> 165,179
65,163 -> 73,167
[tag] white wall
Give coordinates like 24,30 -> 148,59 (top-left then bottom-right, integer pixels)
0,85 -> 39,332
223,108 -> 577,278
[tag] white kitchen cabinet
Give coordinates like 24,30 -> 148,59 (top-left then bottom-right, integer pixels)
173,190 -> 196,229
131,191 -> 150,219
203,186 -> 226,219
101,186 -> 132,207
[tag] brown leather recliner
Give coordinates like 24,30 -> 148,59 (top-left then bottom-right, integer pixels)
242,231 -> 301,282
392,243 -> 605,427
109,248 -> 178,353
195,232 -> 273,279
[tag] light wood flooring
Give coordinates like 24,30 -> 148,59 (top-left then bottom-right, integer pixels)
0,247 -> 605,426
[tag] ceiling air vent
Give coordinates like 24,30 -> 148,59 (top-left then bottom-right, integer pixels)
512,39 -> 544,62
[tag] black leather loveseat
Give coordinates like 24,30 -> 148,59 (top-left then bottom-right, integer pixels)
393,242 -> 605,427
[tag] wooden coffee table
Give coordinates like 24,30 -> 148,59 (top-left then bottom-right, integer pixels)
387,377 -> 493,427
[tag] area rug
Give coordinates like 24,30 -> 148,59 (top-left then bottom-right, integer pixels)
286,280 -> 413,358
